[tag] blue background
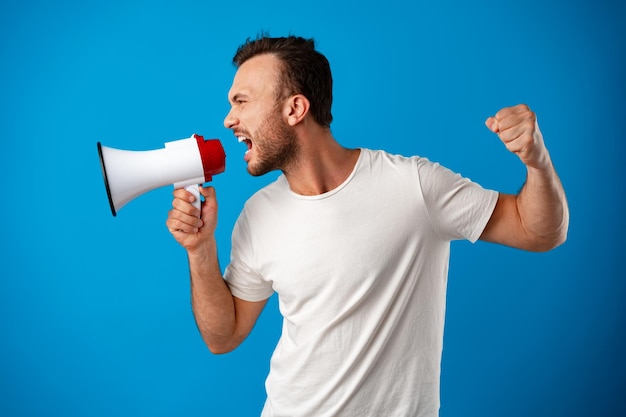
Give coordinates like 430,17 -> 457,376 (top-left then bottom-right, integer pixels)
1,0 -> 624,416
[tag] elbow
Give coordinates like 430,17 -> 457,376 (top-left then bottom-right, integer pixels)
523,203 -> 570,252
528,221 -> 569,253
546,211 -> 570,251
532,233 -> 567,252
553,225 -> 569,250
205,337 -> 241,355
207,345 -> 234,355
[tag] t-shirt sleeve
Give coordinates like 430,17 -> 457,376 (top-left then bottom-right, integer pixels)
416,158 -> 498,243
224,209 -> 275,302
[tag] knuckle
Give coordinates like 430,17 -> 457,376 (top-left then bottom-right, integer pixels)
518,105 -> 535,121
522,118 -> 535,130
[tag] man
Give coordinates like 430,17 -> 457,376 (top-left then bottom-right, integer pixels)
166,35 -> 568,416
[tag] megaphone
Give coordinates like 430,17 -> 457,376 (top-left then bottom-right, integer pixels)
97,134 -> 225,216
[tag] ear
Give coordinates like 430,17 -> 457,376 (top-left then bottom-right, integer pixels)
284,94 -> 310,126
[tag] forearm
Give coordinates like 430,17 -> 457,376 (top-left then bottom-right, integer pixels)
516,159 -> 569,251
187,240 -> 238,353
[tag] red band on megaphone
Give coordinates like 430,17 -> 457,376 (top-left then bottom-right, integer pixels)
194,134 -> 226,182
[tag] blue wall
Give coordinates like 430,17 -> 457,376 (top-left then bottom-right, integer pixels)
1,0 -> 624,415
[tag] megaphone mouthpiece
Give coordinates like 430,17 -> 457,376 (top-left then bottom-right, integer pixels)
195,134 -> 226,182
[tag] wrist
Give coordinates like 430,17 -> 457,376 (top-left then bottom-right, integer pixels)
187,236 -> 217,262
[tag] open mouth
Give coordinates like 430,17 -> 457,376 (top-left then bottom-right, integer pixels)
238,135 -> 252,157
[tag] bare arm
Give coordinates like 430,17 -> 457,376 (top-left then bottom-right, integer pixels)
479,104 -> 569,252
167,186 -> 267,353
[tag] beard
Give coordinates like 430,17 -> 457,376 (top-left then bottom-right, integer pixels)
247,108 -> 299,177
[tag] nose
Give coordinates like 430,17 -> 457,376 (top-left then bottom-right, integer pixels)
224,107 -> 238,129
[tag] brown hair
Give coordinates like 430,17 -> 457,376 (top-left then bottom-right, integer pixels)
233,35 -> 333,128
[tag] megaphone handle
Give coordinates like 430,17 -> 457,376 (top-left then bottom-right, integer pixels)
184,184 -> 202,216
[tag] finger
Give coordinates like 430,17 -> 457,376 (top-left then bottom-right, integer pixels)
494,103 -> 530,121
501,135 -> 529,154
173,187 -> 198,204
497,117 -> 537,147
497,114 -> 535,135
485,117 -> 499,133
496,122 -> 529,144
167,210 -> 203,234
494,105 -> 535,131
172,197 -> 199,216
172,191 -> 201,217
487,104 -> 532,134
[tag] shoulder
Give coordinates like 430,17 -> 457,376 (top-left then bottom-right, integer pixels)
363,148 -> 422,163
360,148 -> 428,171
360,148 -> 442,183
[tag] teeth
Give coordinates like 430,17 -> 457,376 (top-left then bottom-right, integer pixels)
238,135 -> 252,155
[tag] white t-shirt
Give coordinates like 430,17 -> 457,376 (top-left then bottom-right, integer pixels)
224,149 -> 498,417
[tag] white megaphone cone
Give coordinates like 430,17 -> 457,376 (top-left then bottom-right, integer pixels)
97,134 -> 226,216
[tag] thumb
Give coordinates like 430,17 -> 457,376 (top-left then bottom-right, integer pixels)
199,185 -> 218,214
485,116 -> 499,133
199,185 -> 216,200
198,185 -> 218,231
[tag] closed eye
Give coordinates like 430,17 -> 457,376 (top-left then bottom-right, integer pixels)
230,93 -> 249,106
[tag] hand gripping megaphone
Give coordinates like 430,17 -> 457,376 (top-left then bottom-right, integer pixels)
97,134 -> 226,216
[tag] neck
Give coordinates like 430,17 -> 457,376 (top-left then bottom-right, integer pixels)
283,127 -> 360,196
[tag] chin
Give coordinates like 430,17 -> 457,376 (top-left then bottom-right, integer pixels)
247,161 -> 277,177
246,162 -> 265,177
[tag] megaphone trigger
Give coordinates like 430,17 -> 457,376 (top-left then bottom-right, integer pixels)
185,184 -> 202,214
